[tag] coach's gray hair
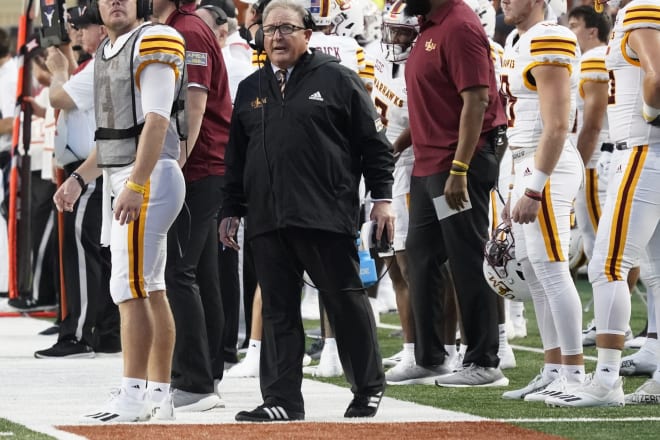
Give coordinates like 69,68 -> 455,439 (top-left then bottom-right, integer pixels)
262,0 -> 308,26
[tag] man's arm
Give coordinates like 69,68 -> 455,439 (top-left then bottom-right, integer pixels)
178,86 -> 207,167
576,79 -> 608,165
629,28 -> 660,122
0,118 -> 12,135
46,47 -> 76,110
443,86 -> 488,210
392,126 -> 411,156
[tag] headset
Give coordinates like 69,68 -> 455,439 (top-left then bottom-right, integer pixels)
197,4 -> 228,26
90,0 -> 151,24
253,8 -> 315,53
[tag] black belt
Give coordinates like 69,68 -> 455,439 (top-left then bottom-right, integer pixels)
615,141 -> 629,150
600,142 -> 614,153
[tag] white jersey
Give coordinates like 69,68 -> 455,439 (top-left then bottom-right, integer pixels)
0,57 -> 18,152
308,32 -> 365,73
576,45 -> 610,166
606,0 -> 660,147
500,21 -> 579,148
489,38 -> 504,91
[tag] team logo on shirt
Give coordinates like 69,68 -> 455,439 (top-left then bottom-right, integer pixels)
186,51 -> 208,66
425,39 -> 437,52
251,96 -> 268,109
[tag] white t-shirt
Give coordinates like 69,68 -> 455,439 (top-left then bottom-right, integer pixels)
0,57 -> 18,152
55,58 -> 96,165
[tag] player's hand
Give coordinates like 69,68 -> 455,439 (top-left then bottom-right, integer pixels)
444,173 -> 469,211
53,177 -> 82,212
219,216 -> 241,251
511,195 -> 541,224
114,188 -> 143,225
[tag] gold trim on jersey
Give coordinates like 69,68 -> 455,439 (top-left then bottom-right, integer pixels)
581,58 -> 607,74
490,191 -> 498,232
621,32 -> 641,67
605,146 -> 647,282
140,35 -> 185,59
530,37 -> 577,57
359,63 -> 375,80
522,61 -> 572,91
539,181 -> 565,262
356,47 -> 366,68
135,60 -> 180,90
128,179 -> 152,299
251,51 -> 268,67
585,168 -> 601,231
578,78 -> 609,99
622,5 -> 660,28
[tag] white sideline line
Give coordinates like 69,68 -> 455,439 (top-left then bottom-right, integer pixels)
496,417 -> 660,423
510,344 -> 598,362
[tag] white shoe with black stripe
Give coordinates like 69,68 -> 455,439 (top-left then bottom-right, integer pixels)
235,404 -> 305,422
82,388 -> 151,423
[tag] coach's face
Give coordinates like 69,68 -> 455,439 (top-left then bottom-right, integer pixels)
262,7 -> 311,70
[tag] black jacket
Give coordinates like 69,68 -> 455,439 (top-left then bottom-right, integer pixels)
222,49 -> 394,240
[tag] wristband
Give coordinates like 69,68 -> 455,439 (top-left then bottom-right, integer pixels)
524,188 -> 542,202
450,169 -> 467,176
642,102 -> 660,122
70,172 -> 87,191
527,169 -> 549,193
125,180 -> 146,195
452,159 -> 469,171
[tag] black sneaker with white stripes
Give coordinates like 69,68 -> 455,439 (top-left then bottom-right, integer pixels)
235,404 -> 304,422
344,391 -> 384,418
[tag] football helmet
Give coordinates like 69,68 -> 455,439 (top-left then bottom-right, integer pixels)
307,0 -> 363,37
483,224 -> 531,302
463,0 -> 495,39
381,0 -> 419,63
356,0 -> 382,46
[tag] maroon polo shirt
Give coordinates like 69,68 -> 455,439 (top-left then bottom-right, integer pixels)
405,0 -> 506,177
166,4 -> 233,180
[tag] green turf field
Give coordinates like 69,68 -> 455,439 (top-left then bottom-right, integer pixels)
306,274 -> 660,440
1,273 -> 656,439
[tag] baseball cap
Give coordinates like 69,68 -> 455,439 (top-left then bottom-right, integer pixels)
199,0 -> 239,17
67,3 -> 102,28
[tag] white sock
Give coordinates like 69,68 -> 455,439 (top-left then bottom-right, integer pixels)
562,364 -> 585,384
246,339 -> 261,356
459,344 -> 467,356
324,337 -> 338,353
444,343 -> 456,357
498,324 -> 508,347
543,363 -> 562,382
595,348 -> 622,388
122,377 -> 146,400
147,381 -> 170,403
402,343 -> 415,363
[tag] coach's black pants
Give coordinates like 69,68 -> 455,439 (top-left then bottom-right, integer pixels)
249,228 -> 385,413
406,143 -> 500,368
167,174 -> 225,394
58,166 -> 118,350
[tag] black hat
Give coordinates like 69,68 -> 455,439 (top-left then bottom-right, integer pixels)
67,2 -> 102,28
199,0 -> 237,18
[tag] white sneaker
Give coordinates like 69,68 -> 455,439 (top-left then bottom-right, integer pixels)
382,349 -> 405,367
82,388 -> 151,423
545,374 -> 624,407
582,319 -> 597,346
620,348 -> 656,376
212,379 -> 226,408
171,388 -> 222,412
498,344 -> 516,370
151,394 -> 175,421
502,370 -> 554,400
624,379 -> 660,405
225,353 -> 260,378
316,345 -> 344,377
434,364 -> 509,388
385,364 -> 451,385
524,376 -> 578,403
302,354 -> 312,367
624,335 -> 647,349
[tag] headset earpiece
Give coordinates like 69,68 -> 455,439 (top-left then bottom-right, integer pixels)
254,25 -> 265,53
